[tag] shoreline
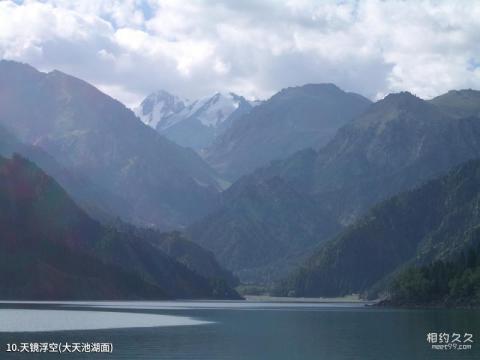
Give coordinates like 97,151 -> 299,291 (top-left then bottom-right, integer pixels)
244,295 -> 376,304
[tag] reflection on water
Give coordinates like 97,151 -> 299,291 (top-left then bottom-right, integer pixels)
0,309 -> 210,332
0,301 -> 478,360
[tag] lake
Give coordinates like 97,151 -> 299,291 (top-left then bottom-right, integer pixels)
0,301 -> 478,359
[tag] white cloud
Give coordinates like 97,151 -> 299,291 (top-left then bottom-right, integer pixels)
1,0 -> 480,107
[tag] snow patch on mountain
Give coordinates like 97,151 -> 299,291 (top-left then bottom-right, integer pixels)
190,93 -> 240,127
134,90 -> 187,130
135,91 -> 259,131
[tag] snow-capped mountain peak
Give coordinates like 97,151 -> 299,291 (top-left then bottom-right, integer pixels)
134,90 -> 261,149
187,92 -> 242,128
134,90 -> 187,129
135,91 -> 251,131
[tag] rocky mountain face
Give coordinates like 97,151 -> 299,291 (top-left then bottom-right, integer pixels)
0,154 -> 240,300
0,60 -> 222,230
275,159 -> 480,298
203,84 -> 372,181
135,90 -> 258,150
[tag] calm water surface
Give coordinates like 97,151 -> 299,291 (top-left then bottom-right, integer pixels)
0,301 -> 478,359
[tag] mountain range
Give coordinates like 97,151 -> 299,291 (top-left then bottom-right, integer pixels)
266,90 -> 480,225
189,89 -> 480,284
3,59 -> 480,303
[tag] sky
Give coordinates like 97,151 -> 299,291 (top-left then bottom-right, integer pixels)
1,0 -> 480,108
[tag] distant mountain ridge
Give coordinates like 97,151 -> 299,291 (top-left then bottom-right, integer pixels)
135,90 -> 259,150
